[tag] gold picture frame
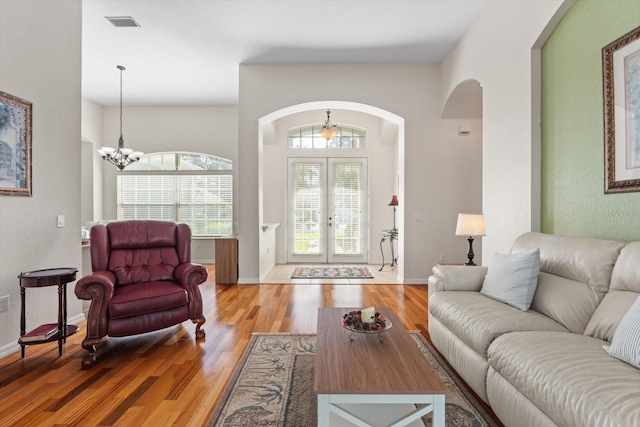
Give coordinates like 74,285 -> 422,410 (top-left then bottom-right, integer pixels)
0,91 -> 32,196
603,25 -> 640,194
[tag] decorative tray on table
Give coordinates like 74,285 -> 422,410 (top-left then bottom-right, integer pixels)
342,308 -> 392,342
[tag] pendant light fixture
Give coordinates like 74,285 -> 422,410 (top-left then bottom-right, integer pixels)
98,65 -> 143,170
319,109 -> 341,140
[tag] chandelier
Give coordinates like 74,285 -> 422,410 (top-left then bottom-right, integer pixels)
98,65 -> 143,170
319,109 -> 341,140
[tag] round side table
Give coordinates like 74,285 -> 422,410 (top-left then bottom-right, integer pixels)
18,267 -> 79,357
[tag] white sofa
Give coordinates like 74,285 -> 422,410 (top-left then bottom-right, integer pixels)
428,232 -> 640,427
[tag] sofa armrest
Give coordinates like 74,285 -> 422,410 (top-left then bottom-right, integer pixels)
428,265 -> 488,298
175,263 -> 208,319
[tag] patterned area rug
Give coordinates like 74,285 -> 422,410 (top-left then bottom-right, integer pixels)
207,332 -> 500,427
290,266 -> 374,279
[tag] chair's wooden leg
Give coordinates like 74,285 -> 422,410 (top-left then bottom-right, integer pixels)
193,316 -> 206,339
82,352 -> 97,368
81,337 -> 102,368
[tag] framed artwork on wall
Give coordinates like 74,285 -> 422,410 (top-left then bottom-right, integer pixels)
0,91 -> 32,196
603,25 -> 640,194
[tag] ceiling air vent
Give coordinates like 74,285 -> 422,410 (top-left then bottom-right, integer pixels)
105,16 -> 140,27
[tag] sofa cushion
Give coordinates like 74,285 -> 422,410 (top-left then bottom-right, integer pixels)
488,331 -> 640,427
512,233 -> 625,333
531,272 -> 602,334
512,233 -> 625,290
481,247 -> 540,311
429,291 -> 568,358
604,296 -> 640,369
109,281 -> 189,319
585,242 -> 640,341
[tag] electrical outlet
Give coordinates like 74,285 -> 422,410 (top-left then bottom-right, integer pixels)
440,253 -> 446,262
0,295 -> 9,312
57,215 -> 65,228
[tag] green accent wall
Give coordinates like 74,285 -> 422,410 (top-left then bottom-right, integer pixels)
541,0 -> 640,242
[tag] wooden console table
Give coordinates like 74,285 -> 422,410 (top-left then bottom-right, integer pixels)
18,267 -> 79,357
215,237 -> 238,284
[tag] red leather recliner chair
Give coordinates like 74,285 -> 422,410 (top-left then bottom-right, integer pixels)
75,220 -> 207,367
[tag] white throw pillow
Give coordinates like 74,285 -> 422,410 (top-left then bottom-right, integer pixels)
603,296 -> 640,369
480,247 -> 540,311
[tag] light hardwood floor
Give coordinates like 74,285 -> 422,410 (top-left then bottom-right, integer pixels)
0,266 -> 428,426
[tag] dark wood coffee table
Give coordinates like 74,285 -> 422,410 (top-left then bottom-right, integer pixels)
314,307 -> 446,426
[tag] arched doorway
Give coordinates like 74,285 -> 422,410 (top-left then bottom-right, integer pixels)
257,101 -> 406,282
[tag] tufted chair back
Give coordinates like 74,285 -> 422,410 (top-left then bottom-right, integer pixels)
90,220 -> 191,286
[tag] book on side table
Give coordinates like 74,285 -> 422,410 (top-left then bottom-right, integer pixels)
20,323 -> 59,342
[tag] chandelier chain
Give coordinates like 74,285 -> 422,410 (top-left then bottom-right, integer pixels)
119,66 -> 123,141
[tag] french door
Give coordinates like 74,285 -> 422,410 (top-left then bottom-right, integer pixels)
287,158 -> 368,264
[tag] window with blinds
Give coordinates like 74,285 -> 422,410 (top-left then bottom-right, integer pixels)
292,162 -> 321,254
117,152 -> 233,236
332,162 -> 362,255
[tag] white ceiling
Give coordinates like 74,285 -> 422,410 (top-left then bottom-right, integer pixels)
82,0 -> 488,106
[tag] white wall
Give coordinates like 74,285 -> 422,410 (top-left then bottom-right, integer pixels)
98,105 -> 238,263
260,223 -> 278,281
239,64 -> 483,283
264,109 -> 396,266
81,141 -> 94,224
81,97 -> 105,222
0,0 -> 82,355
440,0 -> 572,260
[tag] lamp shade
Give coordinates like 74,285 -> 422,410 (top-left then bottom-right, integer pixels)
455,213 -> 485,236
388,195 -> 399,206
319,127 -> 339,140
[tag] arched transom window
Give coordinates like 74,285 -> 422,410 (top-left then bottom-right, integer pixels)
287,125 -> 367,149
117,152 -> 233,236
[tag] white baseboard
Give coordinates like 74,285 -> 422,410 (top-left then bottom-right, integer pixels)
0,313 -> 86,359
0,341 -> 18,359
193,258 -> 214,264
238,277 -> 260,284
402,278 -> 430,285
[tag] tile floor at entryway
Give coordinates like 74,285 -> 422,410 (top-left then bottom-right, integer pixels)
262,264 -> 399,284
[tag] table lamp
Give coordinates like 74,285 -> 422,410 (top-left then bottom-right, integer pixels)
388,195 -> 399,231
455,213 -> 485,266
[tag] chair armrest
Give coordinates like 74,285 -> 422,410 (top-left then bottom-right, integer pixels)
428,265 -> 488,298
75,271 -> 116,301
175,263 -> 208,288
175,263 -> 208,319
75,271 -> 116,340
